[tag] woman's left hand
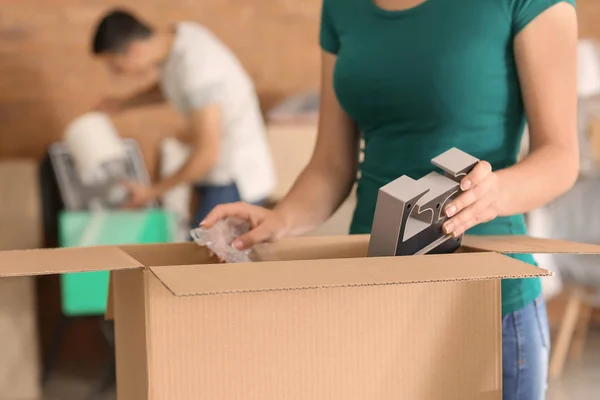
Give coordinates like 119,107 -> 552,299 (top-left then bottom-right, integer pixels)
442,161 -> 504,237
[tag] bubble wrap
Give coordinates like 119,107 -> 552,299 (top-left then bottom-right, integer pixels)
190,218 -> 254,263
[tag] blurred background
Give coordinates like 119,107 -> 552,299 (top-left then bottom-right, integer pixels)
1,1 -> 600,400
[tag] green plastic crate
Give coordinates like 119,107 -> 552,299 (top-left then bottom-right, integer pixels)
59,209 -> 175,316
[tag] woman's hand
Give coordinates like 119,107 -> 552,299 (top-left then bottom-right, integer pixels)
201,203 -> 291,250
442,161 -> 504,237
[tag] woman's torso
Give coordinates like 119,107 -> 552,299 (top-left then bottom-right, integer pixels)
323,0 -> 542,314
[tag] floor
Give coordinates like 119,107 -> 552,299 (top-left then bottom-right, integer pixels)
547,329 -> 600,400
44,330 -> 600,400
45,373 -> 116,400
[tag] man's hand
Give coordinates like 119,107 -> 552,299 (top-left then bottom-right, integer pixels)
94,97 -> 124,115
149,104 -> 221,196
121,181 -> 158,209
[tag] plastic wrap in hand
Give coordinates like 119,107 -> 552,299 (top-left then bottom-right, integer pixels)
190,218 -> 255,263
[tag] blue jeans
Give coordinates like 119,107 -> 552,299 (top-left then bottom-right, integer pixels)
191,183 -> 265,230
502,295 -> 550,400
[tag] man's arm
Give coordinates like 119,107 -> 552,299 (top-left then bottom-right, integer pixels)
121,83 -> 166,109
96,83 -> 166,114
151,104 -> 221,197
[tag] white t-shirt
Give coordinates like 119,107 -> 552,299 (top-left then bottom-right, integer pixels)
159,22 -> 275,203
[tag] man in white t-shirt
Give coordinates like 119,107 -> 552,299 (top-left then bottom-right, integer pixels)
91,9 -> 275,228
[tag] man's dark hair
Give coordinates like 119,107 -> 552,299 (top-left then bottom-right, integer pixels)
92,9 -> 153,54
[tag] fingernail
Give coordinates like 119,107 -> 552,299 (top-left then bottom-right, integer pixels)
199,219 -> 206,226
443,223 -> 454,234
461,179 -> 471,190
232,239 -> 243,250
445,205 -> 457,217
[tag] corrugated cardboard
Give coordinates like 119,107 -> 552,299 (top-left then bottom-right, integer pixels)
266,122 -> 317,201
0,160 -> 42,400
0,160 -> 42,250
266,121 -> 357,237
590,117 -> 600,165
1,234 -> 600,399
0,277 -> 40,400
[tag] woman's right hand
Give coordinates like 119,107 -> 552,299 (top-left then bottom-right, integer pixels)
200,202 -> 291,250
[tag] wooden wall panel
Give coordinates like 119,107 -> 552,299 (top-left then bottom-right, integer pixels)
1,1 -> 599,169
579,0 -> 600,39
0,0 -> 322,172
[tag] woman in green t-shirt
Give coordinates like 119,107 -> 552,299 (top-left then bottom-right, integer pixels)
203,1 -> 578,398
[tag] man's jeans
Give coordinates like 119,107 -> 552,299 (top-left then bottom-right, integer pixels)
502,295 -> 550,400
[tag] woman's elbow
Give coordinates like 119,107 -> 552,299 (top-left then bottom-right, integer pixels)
558,146 -> 579,193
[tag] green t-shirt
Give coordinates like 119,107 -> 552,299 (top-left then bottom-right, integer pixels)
320,0 -> 575,315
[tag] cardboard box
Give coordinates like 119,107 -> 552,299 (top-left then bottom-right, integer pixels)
1,235 -> 600,399
266,121 -> 357,236
0,277 -> 40,400
0,160 -> 42,400
589,117 -> 600,165
266,122 -> 318,201
0,160 -> 42,250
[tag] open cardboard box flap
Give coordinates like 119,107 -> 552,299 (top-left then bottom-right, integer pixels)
150,252 -> 548,297
462,235 -> 600,254
0,235 -> 600,295
1,234 -> 599,289
145,234 -> 598,296
0,246 -> 142,277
